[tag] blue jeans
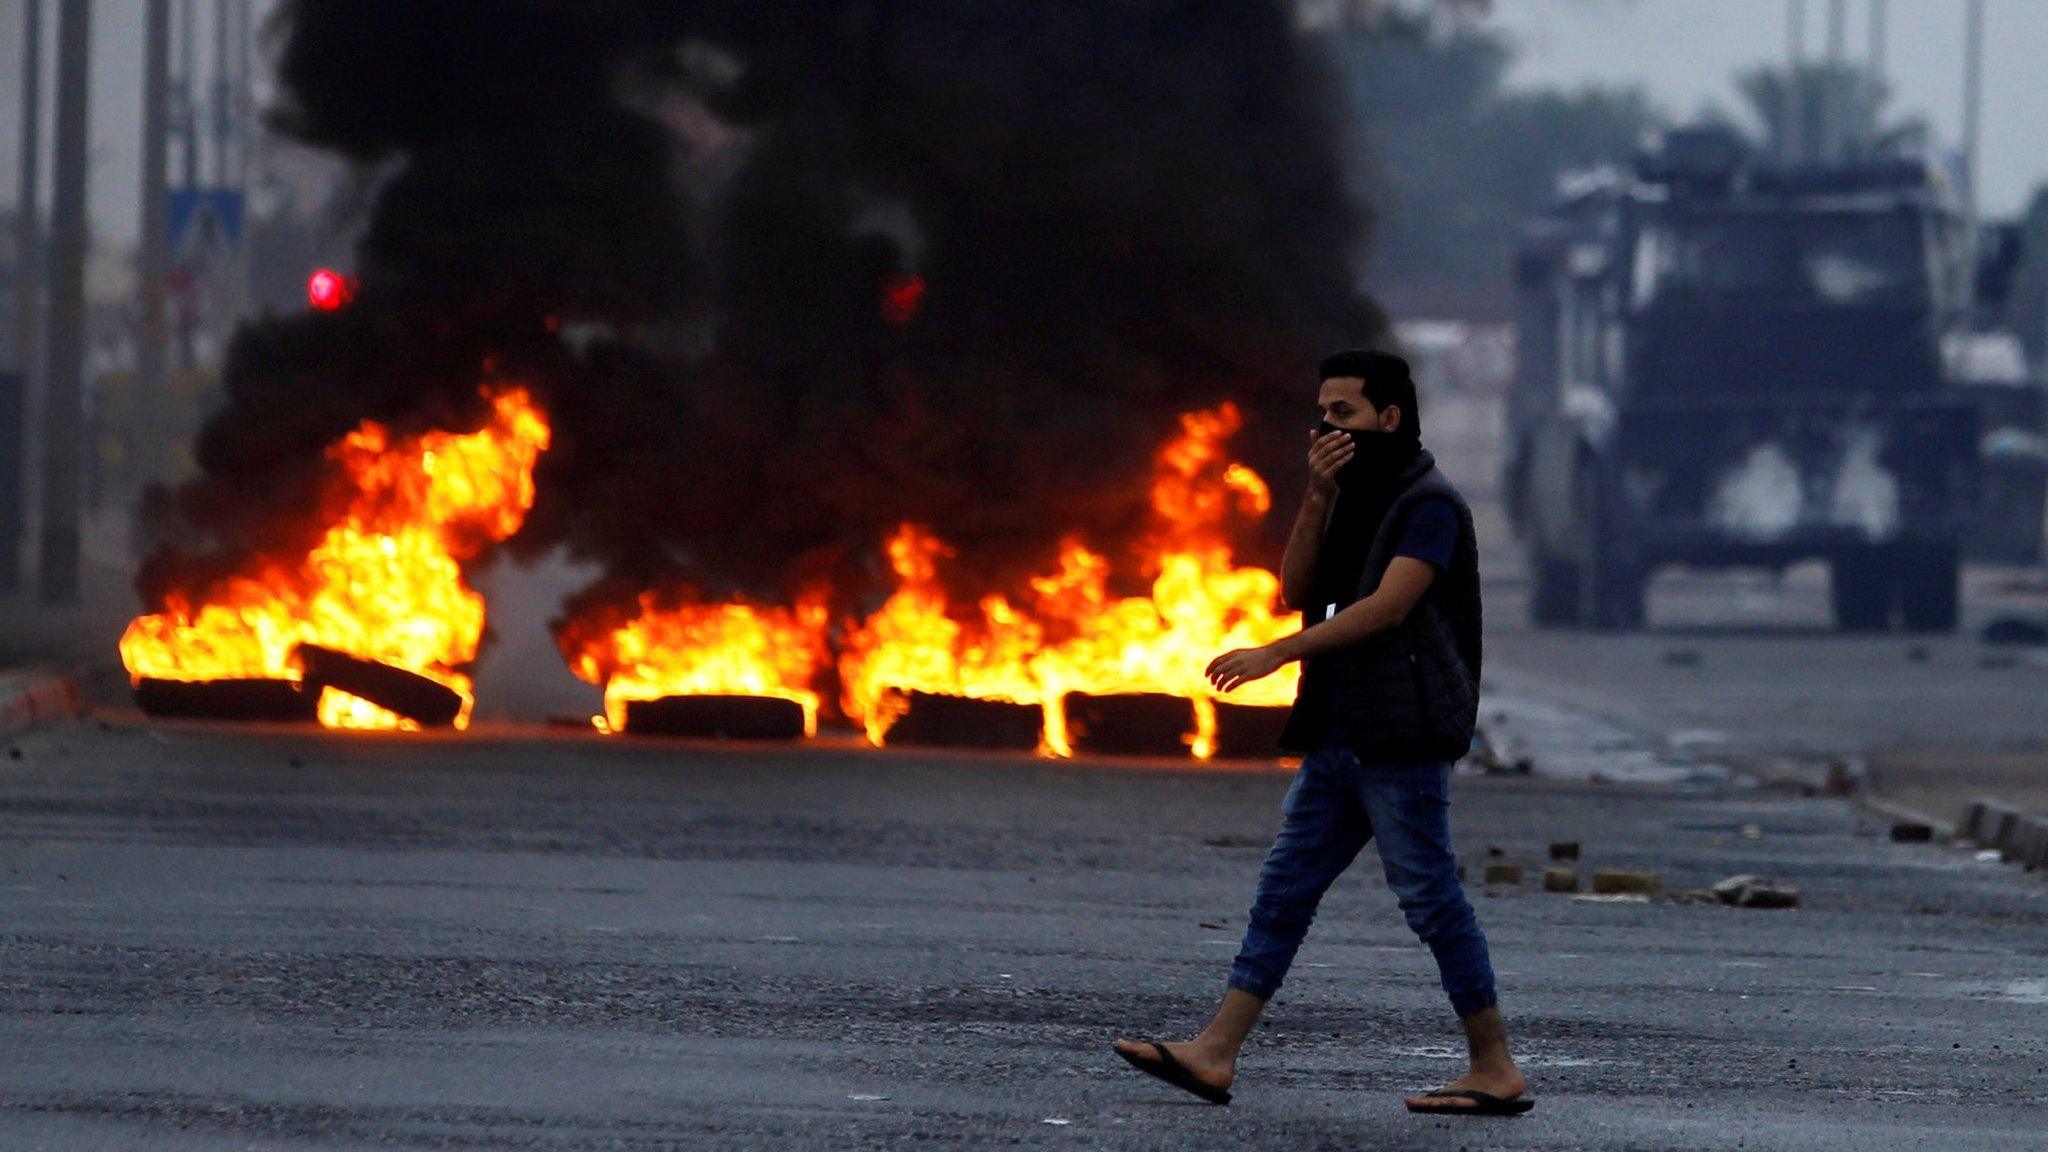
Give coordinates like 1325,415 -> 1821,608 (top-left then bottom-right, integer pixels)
1228,734 -> 1499,1018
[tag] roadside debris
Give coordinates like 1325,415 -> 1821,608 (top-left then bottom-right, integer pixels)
1201,834 -> 1263,849
1591,869 -> 1663,897
1464,725 -> 1531,775
1981,617 -> 2048,646
1483,863 -> 1525,886
1710,874 -> 1801,909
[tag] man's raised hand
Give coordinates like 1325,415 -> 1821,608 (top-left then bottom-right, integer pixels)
1307,427 -> 1353,501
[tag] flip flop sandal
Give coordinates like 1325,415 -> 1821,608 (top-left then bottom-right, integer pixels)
1405,1088 -> 1536,1116
1113,1041 -> 1233,1105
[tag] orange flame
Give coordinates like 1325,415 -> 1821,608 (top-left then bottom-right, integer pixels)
118,387 -> 552,729
841,403 -> 1297,757
560,589 -> 832,735
838,524 -> 1056,749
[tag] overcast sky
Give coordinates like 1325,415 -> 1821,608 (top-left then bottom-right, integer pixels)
1486,0 -> 2048,217
3,0 -> 2045,250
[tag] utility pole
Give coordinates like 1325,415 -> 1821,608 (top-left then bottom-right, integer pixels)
1785,0 -> 1807,163
39,0 -> 91,604
212,0 -> 232,186
4,0 -> 46,591
1960,0 -> 1985,318
178,0 -> 198,191
1823,0 -> 1847,161
138,0 -> 172,502
234,0 -> 252,189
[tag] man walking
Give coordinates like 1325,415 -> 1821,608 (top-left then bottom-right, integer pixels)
1113,350 -> 1531,1116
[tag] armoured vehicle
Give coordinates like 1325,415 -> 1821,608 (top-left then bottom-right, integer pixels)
1506,126 -> 1980,632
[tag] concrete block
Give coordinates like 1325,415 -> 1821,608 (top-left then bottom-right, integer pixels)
1958,798 -> 2000,842
1591,869 -> 1662,897
1542,867 -> 1579,893
2010,817 -> 2048,871
1961,799 -> 2024,849
1482,863 -> 1524,886
1987,808 -> 2027,853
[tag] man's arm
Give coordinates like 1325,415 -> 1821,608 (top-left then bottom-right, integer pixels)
1281,429 -> 1354,610
1208,557 -> 1437,693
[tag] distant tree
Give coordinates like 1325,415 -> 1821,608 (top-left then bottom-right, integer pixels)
1310,9 -> 1660,318
1734,61 -> 1928,163
2004,184 -> 2048,366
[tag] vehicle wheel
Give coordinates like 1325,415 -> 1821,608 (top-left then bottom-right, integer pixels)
1832,556 -> 1892,632
1899,545 -> 1959,633
1530,554 -> 1580,627
1582,553 -> 1647,631
1574,465 -> 1645,632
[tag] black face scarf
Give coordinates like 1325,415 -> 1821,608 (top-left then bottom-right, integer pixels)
1310,419 -> 1425,615
1317,419 -> 1418,494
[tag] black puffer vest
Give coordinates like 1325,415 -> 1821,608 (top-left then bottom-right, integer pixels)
1280,450 -> 1483,762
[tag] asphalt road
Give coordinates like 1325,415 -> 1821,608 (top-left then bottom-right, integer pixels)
3,715 -> 2045,1150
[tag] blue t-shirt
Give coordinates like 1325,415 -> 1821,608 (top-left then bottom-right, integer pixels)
1307,495 -> 1460,624
1392,497 -> 1459,573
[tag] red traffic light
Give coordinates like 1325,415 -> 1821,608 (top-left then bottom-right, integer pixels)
307,268 -> 355,312
881,273 -> 926,325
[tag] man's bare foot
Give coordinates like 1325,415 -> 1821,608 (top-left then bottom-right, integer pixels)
1111,1037 -> 1235,1095
1403,1066 -> 1529,1112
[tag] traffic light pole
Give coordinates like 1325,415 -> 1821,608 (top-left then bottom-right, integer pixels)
3,0 -> 44,591
38,0 -> 91,604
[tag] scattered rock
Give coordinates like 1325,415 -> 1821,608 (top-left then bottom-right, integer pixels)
1202,834 -> 1264,849
1542,867 -> 1579,893
1982,617 -> 2048,647
1710,874 -> 1801,909
1735,883 -> 1800,909
1548,840 -> 1581,862
1591,869 -> 1662,897
1482,863 -> 1525,886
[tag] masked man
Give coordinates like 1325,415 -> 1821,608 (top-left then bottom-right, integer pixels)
1113,350 -> 1531,1117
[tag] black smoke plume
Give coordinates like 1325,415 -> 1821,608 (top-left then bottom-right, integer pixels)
138,0 -> 1386,662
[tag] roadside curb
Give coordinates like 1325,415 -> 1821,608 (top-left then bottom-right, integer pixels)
1855,789 -> 1954,842
0,669 -> 85,740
